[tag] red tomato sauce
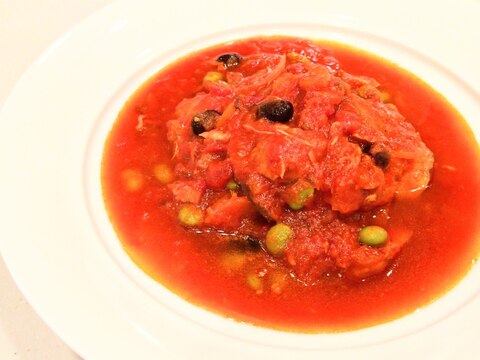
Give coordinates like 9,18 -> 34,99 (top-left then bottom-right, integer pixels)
101,36 -> 480,332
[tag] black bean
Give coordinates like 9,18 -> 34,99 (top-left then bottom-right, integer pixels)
216,53 -> 242,69
243,235 -> 262,251
256,99 -> 294,123
228,234 -> 262,252
348,135 -> 373,154
348,136 -> 390,169
191,110 -> 221,136
373,151 -> 390,168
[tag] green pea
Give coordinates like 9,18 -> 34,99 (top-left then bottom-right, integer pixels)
246,273 -> 263,292
178,204 -> 203,227
289,202 -> 303,210
288,187 -> 314,210
266,223 -> 293,256
203,71 -> 223,83
226,180 -> 239,191
359,225 -> 388,246
153,163 -> 174,184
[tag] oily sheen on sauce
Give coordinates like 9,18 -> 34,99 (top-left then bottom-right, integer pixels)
101,36 -> 480,332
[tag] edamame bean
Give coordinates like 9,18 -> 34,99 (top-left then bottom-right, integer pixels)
359,225 -> 388,246
266,223 -> 293,256
226,180 -> 239,190
178,204 -> 203,227
246,273 -> 263,293
203,71 -> 223,83
121,168 -> 144,192
289,187 -> 314,210
153,163 -> 174,184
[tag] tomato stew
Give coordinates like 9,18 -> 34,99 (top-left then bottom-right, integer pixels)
102,36 -> 480,332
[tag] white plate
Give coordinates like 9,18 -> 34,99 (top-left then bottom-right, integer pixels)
0,0 -> 479,359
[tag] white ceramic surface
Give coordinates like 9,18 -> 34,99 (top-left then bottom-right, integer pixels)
0,0 -> 479,359
0,1 -> 109,359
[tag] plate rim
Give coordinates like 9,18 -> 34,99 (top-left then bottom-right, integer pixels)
1,1 -> 479,359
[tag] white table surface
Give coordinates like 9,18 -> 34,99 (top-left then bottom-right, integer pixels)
0,2 -> 111,358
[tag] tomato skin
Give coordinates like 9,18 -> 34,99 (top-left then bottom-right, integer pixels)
205,160 -> 233,189
204,193 -> 256,230
167,179 -> 206,205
